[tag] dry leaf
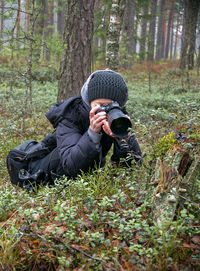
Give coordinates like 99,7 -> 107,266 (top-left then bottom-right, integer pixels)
191,235 -> 200,245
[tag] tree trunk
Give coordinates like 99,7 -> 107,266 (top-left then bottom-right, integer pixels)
35,0 -> 46,35
155,0 -> 166,61
180,0 -> 200,70
187,1 -> 200,70
10,1 -> 21,92
121,0 -> 136,68
180,5 -> 188,69
27,0 -> 36,115
133,15 -> 138,55
173,13 -> 180,59
197,43 -> 200,76
34,0 -> 46,61
165,0 -> 174,59
16,0 -> 21,40
57,0 -> 65,37
147,0 -> 158,61
0,0 -> 4,51
169,6 -> 175,60
58,0 -> 95,101
24,0 -> 30,32
139,2 -> 149,62
0,0 -> 5,51
44,0 -> 54,60
0,0 -> 4,34
49,0 -> 54,37
92,0 -> 109,68
106,0 -> 126,71
161,6 -> 167,59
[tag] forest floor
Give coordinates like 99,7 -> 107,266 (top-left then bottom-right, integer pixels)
0,61 -> 200,270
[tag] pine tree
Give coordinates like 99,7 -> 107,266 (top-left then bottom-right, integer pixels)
58,0 -> 95,101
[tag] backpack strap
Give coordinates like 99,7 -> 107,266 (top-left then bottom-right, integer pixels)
46,96 -> 81,128
25,148 -> 50,160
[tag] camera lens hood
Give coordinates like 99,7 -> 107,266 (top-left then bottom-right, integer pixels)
108,109 -> 132,138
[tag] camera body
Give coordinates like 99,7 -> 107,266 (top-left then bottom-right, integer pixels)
96,101 -> 132,138
96,101 -> 120,114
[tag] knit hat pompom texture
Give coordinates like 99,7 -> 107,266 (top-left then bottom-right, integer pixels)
84,70 -> 128,106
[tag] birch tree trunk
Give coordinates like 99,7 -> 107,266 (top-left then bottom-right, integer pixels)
106,0 -> 126,71
58,0 -> 95,101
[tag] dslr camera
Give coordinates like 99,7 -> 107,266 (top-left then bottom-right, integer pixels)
96,101 -> 132,138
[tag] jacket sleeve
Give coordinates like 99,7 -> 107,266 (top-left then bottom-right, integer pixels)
56,119 -> 102,178
111,133 -> 142,166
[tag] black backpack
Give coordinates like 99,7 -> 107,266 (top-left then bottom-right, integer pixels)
6,132 -> 60,191
6,96 -> 79,191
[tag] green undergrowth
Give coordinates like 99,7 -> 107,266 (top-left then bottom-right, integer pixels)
0,67 -> 200,270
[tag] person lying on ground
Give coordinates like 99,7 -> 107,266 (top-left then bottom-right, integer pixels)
32,70 -> 142,183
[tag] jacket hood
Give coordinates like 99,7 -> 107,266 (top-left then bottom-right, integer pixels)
46,96 -> 86,128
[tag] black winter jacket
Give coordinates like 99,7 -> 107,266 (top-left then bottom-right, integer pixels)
46,96 -> 142,178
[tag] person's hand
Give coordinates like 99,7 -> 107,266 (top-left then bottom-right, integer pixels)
102,120 -> 114,137
89,105 -> 107,134
89,105 -> 115,137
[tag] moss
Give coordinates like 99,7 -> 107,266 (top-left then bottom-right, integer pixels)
189,131 -> 200,144
155,132 -> 177,157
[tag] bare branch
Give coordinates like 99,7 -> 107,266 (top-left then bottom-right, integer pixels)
0,6 -> 33,15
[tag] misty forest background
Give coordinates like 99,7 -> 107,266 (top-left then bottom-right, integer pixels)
0,0 -> 200,270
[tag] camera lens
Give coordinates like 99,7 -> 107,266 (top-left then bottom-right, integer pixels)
107,108 -> 132,138
110,117 -> 132,138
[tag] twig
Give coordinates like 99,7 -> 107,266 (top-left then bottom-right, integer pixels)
179,195 -> 200,208
68,244 -> 117,271
1,210 -> 19,229
1,197 -> 44,231
1,202 -> 27,231
186,153 -> 200,184
52,237 -> 117,271
0,6 -> 33,15
68,244 -> 98,260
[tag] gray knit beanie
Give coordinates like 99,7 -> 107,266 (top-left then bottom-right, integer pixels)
81,70 -> 128,107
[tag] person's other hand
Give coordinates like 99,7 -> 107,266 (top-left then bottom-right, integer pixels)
89,105 -> 107,134
102,120 -> 114,137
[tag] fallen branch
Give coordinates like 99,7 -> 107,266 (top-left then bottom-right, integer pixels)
69,244 -> 98,259
69,244 -> 117,271
186,153 -> 200,184
52,237 -> 117,271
